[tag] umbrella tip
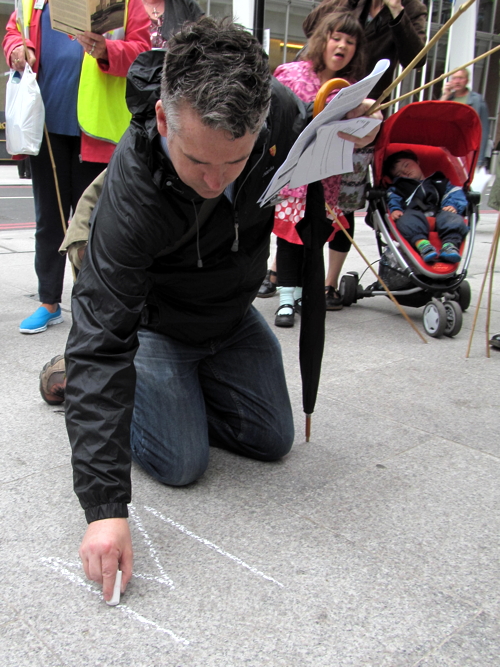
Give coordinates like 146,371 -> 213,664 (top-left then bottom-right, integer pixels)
305,414 -> 311,442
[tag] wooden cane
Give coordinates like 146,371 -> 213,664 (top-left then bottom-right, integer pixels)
485,219 -> 500,358
326,204 -> 428,343
465,212 -> 500,358
366,0 -> 477,115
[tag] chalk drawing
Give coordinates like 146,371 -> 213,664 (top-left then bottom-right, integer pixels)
129,504 -> 175,589
39,503 -> 283,643
144,505 -> 284,588
39,557 -> 189,645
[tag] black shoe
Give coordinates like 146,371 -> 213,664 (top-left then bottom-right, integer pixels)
257,270 -> 277,298
275,304 -> 295,327
325,286 -> 343,311
294,298 -> 302,316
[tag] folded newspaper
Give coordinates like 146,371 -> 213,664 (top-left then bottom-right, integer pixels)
259,59 -> 390,207
49,0 -> 126,37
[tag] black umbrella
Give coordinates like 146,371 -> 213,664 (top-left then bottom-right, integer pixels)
295,180 -> 335,442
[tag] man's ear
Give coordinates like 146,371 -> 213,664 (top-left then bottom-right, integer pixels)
156,100 -> 168,138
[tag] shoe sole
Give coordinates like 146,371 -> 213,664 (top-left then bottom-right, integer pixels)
20,315 -> 64,334
257,288 -> 278,298
275,320 -> 294,327
326,304 -> 343,311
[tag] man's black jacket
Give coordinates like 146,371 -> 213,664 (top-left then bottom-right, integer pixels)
65,77 -> 309,523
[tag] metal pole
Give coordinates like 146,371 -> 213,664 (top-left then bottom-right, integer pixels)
283,1 -> 291,64
253,0 -> 265,44
206,0 -> 211,16
480,0 -> 497,99
419,0 -> 433,100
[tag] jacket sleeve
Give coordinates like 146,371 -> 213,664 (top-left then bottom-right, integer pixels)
98,0 -> 151,77
441,183 -> 468,215
65,132 -> 163,524
391,0 -> 428,68
60,169 -> 107,270
2,10 -> 36,68
387,185 -> 404,212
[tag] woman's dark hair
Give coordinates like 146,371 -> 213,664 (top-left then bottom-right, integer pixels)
305,11 -> 366,82
383,150 -> 419,177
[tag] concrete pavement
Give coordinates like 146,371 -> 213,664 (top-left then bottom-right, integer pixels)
1,164 -> 499,666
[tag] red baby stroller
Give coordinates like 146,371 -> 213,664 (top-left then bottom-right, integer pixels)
339,101 -> 481,337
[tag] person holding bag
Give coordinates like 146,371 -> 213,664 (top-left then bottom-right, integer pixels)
3,0 -> 150,334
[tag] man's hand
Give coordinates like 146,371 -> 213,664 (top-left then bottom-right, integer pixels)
76,32 -> 108,61
79,518 -> 133,601
441,81 -> 454,100
10,46 -> 36,72
384,0 -> 404,19
442,206 -> 457,213
391,209 -> 404,220
337,99 -> 384,149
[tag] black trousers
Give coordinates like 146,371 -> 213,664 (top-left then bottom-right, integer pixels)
29,133 -> 106,304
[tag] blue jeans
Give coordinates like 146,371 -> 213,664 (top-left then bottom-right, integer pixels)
130,306 -> 294,486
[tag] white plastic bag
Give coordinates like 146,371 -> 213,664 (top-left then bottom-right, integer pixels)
5,63 -> 45,156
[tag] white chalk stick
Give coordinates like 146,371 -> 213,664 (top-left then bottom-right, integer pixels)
106,570 -> 122,606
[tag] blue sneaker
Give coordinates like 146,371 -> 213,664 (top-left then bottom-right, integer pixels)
440,242 -> 461,263
19,306 -> 63,334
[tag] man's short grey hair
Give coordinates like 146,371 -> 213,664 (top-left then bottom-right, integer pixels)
455,68 -> 470,81
161,17 -> 272,139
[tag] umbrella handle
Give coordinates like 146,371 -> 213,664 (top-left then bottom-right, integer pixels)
313,78 -> 350,118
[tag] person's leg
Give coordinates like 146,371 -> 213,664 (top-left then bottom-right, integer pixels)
30,133 -> 73,307
200,306 -> 294,460
275,237 -> 303,327
325,212 -> 354,310
130,310 -> 294,486
257,254 -> 277,298
394,209 -> 430,246
395,210 -> 438,262
130,328 -> 211,486
326,212 -> 354,288
435,210 -> 469,247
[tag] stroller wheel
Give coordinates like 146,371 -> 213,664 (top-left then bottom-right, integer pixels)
423,299 -> 447,338
457,281 -> 471,312
443,300 -> 463,337
339,273 -> 358,306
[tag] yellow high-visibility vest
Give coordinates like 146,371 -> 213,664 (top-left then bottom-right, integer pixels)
21,0 -> 131,145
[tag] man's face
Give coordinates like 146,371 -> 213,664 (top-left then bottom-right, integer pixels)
449,71 -> 468,94
391,158 -> 424,180
156,101 -> 258,199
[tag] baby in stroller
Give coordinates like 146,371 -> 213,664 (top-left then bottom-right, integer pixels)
383,150 -> 469,264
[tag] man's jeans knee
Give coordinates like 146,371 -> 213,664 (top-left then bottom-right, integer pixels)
130,307 -> 294,486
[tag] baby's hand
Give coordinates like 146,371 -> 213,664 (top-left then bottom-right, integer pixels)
442,206 -> 456,213
391,209 -> 404,220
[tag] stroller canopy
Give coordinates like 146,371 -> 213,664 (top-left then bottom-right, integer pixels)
374,101 -> 482,188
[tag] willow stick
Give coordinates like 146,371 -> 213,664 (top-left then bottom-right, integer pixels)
465,213 -> 500,357
366,0 -> 477,114
325,204 -> 427,343
485,221 -> 500,358
374,44 -> 500,113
